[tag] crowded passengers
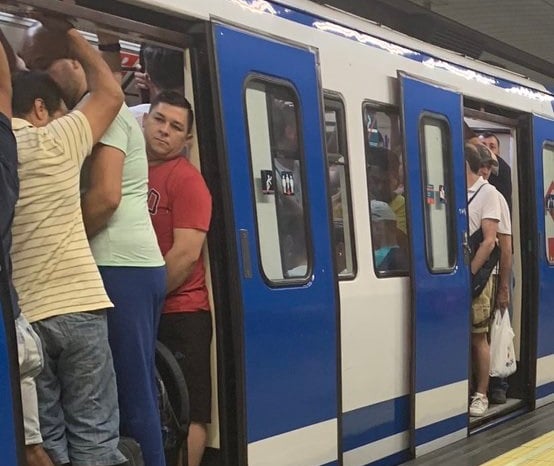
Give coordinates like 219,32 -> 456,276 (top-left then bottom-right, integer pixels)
0,14 -> 211,466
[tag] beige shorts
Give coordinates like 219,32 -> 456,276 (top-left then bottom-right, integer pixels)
15,314 -> 43,445
471,275 -> 494,334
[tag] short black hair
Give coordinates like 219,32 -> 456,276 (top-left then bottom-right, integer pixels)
366,146 -> 393,172
150,90 -> 194,134
481,131 -> 500,148
142,45 -> 184,91
475,143 -> 498,168
12,70 -> 64,118
465,142 -> 481,174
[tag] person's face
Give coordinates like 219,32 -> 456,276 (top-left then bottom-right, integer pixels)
368,165 -> 390,201
47,59 -> 85,109
481,136 -> 499,156
478,163 -> 493,181
143,102 -> 191,164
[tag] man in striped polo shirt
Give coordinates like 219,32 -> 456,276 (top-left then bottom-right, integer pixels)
22,23 -> 168,466
0,28 -> 54,466
12,20 -> 127,466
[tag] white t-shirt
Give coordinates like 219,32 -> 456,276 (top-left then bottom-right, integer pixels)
493,190 -> 512,275
129,103 -> 151,127
497,191 -> 511,235
467,177 -> 500,235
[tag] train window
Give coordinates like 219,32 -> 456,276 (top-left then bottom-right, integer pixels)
244,80 -> 311,282
419,115 -> 456,272
363,104 -> 409,277
543,144 -> 554,264
325,96 -> 356,278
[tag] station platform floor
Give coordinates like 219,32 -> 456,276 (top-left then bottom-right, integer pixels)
482,431 -> 554,465
403,401 -> 554,465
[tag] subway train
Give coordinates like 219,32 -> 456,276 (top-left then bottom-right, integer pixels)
1,0 -> 554,465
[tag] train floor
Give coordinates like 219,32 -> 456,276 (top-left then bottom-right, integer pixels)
403,401 -> 554,465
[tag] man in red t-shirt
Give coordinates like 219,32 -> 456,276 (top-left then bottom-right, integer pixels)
144,90 -> 212,466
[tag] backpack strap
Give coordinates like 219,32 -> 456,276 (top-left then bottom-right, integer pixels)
468,183 -> 487,206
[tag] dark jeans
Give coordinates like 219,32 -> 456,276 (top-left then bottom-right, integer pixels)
490,376 -> 508,392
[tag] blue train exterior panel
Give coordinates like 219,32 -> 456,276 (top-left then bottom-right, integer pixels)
213,23 -> 340,464
399,74 -> 471,456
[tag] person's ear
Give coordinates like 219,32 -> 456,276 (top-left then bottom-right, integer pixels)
181,133 -> 194,156
32,98 -> 47,121
68,58 -> 81,71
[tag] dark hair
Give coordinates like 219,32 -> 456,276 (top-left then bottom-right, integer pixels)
481,131 -> 500,148
475,143 -> 497,167
150,90 -> 194,133
366,146 -> 392,172
142,45 -> 184,91
12,71 -> 65,118
465,142 -> 481,174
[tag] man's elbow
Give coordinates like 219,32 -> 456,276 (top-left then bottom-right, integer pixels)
100,189 -> 122,212
182,250 -> 202,268
481,238 -> 496,254
107,86 -> 124,113
98,85 -> 124,117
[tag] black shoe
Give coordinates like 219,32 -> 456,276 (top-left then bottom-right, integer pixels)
490,388 -> 507,404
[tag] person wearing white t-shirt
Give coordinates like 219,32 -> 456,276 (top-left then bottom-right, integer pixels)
465,143 -> 501,417
129,44 -> 185,126
478,145 -> 513,405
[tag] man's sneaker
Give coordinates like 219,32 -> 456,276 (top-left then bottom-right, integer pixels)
490,389 -> 507,405
469,393 -> 488,417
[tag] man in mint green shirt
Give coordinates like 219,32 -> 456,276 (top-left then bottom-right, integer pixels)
80,103 -> 167,466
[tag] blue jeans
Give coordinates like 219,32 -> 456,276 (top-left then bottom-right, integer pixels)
33,310 -> 126,466
100,266 -> 167,466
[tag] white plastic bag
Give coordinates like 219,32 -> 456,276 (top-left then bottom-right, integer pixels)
489,309 -> 517,378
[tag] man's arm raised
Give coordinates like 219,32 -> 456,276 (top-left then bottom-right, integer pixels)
67,28 -> 124,143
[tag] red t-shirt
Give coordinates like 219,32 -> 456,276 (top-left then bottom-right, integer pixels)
148,157 -> 212,313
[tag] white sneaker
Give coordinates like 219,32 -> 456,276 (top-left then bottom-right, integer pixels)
469,393 -> 489,417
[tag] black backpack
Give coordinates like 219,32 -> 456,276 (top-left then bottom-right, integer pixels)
118,437 -> 144,466
155,340 -> 190,466
117,342 -> 189,466
468,184 -> 500,298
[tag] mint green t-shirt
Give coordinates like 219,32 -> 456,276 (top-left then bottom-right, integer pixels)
90,104 -> 164,267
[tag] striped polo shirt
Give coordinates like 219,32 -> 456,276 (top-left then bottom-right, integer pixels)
11,111 -> 113,323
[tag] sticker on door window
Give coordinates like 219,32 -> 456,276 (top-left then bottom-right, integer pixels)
261,170 -> 274,194
426,184 -> 435,205
281,171 -> 295,195
439,185 -> 446,204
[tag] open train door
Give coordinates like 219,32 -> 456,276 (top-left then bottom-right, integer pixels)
399,73 -> 471,457
532,115 -> 554,407
211,24 -> 340,465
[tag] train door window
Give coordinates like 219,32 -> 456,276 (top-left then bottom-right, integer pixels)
325,96 -> 356,278
363,104 -> 409,276
419,115 -> 456,272
543,144 -> 554,264
244,80 -> 311,282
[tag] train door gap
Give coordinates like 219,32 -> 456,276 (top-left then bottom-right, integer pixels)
0,4 -> 237,465
463,101 -> 535,432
